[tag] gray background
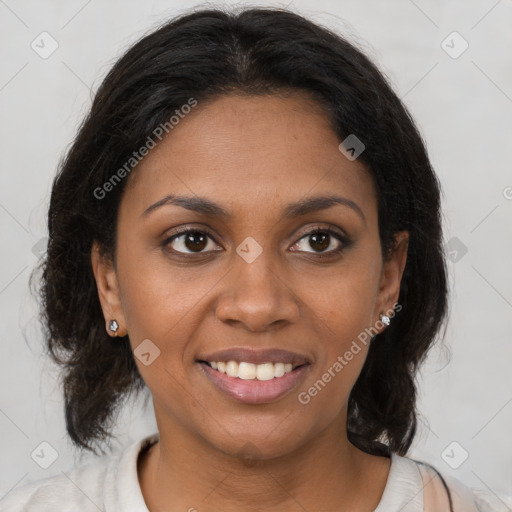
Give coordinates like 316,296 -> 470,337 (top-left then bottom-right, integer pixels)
1,0 -> 511,505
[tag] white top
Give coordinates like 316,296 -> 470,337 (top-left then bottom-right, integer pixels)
1,433 -> 509,511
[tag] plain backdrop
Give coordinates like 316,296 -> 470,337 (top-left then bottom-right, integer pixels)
1,0 -> 511,505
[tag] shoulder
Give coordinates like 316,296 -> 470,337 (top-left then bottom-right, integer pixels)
0,434 -> 158,512
0,454 -> 112,511
391,453 -> 512,512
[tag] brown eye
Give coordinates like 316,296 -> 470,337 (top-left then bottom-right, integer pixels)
183,232 -> 208,252
290,228 -> 347,255
309,232 -> 330,252
165,229 -> 219,254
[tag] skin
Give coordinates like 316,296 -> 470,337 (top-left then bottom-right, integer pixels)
91,92 -> 409,511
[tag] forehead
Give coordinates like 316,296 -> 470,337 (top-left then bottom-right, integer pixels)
122,93 -> 377,219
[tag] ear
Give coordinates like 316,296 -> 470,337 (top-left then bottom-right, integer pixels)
374,231 -> 409,326
91,241 -> 127,337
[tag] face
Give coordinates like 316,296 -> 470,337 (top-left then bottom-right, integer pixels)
92,93 -> 408,460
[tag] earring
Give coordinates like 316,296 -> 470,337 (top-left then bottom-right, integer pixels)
108,319 -> 119,336
380,313 -> 391,326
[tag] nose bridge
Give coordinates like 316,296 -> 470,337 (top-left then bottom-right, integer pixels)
215,241 -> 299,330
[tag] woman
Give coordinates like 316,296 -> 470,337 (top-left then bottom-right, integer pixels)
2,6 -> 506,511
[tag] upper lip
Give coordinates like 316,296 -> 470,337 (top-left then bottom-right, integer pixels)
197,347 -> 311,367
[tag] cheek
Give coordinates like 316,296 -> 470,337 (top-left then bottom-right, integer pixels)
296,286 -> 374,419
294,253 -> 380,405
114,241 -> 232,401
114,251 -> 208,406
301,253 -> 381,341
293,279 -> 374,426
116,240 -> 215,342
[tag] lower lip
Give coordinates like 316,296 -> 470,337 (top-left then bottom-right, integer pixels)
197,362 -> 310,404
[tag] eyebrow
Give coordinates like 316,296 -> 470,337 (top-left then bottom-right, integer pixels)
141,194 -> 365,223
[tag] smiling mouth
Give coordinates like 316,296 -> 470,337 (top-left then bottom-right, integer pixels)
196,359 -> 311,404
198,360 -> 309,380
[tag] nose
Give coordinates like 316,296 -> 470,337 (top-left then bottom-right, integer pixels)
215,249 -> 300,333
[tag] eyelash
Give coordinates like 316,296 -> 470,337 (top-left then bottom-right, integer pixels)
162,226 -> 352,259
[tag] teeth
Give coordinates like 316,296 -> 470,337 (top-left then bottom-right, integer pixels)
274,362 -> 285,378
208,360 -> 298,380
239,362 -> 258,380
226,361 -> 239,378
256,363 -> 274,381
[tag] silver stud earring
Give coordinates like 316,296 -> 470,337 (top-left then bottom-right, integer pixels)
380,313 -> 391,326
108,319 -> 119,336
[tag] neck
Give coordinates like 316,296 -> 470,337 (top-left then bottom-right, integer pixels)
138,415 -> 390,511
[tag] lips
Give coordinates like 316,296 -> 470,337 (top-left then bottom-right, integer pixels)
195,347 -> 312,404
196,347 -> 311,367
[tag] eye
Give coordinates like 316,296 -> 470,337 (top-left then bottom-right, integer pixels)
163,226 -> 350,257
290,228 -> 348,255
164,228 -> 221,255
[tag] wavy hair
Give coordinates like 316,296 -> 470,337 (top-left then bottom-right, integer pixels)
35,6 -> 448,455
